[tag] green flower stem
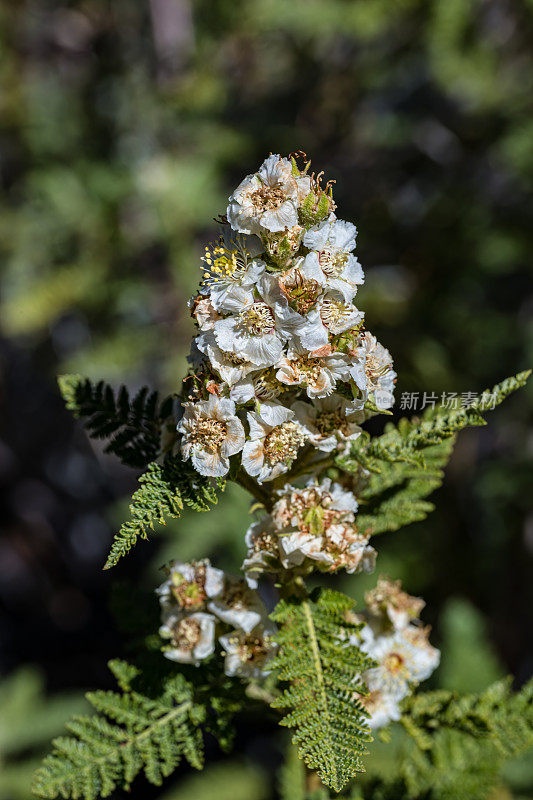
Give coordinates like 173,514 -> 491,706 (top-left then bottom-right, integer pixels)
234,469 -> 272,508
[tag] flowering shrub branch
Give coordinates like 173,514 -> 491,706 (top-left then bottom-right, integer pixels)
34,155 -> 531,800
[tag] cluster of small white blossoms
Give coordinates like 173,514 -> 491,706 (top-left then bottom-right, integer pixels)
351,577 -> 440,729
156,559 -> 276,679
177,154 -> 396,482
243,477 -> 376,583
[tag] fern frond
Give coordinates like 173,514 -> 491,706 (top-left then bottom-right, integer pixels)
348,370 -> 530,469
104,454 -> 225,568
32,661 -> 205,800
312,680 -> 533,800
338,371 -> 530,535
395,678 -> 533,800
58,374 -> 176,468
270,588 -> 374,793
355,437 -> 454,535
402,677 -> 533,757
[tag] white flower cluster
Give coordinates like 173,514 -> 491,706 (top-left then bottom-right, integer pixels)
178,154 -> 396,481
156,559 -> 276,679
353,577 -> 440,729
243,477 -> 376,582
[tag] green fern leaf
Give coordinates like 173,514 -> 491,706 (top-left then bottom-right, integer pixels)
396,678 -> 533,800
58,374 -> 176,469
104,454 -> 225,568
270,588 -> 373,793
32,662 -> 205,800
338,370 -> 530,536
355,437 -> 454,535
402,677 -> 533,756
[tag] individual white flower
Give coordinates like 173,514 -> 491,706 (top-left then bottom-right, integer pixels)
357,332 -> 396,410
277,526 -> 375,574
201,237 -> 266,313
230,367 -> 290,405
291,395 -> 362,452
318,294 -> 364,336
208,574 -> 267,634
277,264 -> 322,317
227,154 -> 311,235
327,528 -> 376,574
360,626 -> 440,701
300,250 -> 364,304
259,271 -> 325,350
364,577 -> 426,633
271,478 -> 376,575
272,477 -> 358,531
160,611 -> 216,665
361,690 -> 402,730
178,396 -> 245,478
212,272 -> 303,368
264,224 -> 305,265
241,403 -> 306,483
219,622 -> 277,680
303,213 -> 357,253
297,294 -> 364,355
278,529 -> 333,569
242,518 -> 280,587
190,296 -> 222,331
195,332 -> 257,392
276,344 -> 352,399
300,216 -> 364,303
156,559 -> 225,615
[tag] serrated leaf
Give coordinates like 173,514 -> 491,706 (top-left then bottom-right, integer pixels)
58,374 -> 177,469
104,454 -> 225,568
32,665 -> 204,800
270,588 -> 373,792
337,371 -> 530,536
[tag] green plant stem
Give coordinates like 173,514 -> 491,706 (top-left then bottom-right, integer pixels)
278,574 -> 308,601
234,469 -> 272,508
280,452 -> 335,486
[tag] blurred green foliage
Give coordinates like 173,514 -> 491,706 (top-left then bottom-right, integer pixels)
1,0 -> 532,797
0,668 -> 86,800
158,761 -> 269,800
438,597 -> 504,693
1,0 -> 532,388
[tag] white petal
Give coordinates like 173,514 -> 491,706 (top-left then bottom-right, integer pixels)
209,602 -> 263,634
261,201 -> 298,232
223,651 -> 244,677
242,333 -> 284,367
163,648 -> 196,664
297,309 -> 329,351
207,394 -> 236,418
205,566 -> 225,598
211,284 -> 256,313
330,218 -> 357,252
191,449 -> 229,478
221,417 -> 246,457
302,214 -> 336,250
213,317 -> 240,353
246,410 -> 269,439
241,440 -> 265,477
344,255 -> 365,285
328,278 -> 356,304
229,377 -> 255,403
299,251 -> 325,283
258,401 -> 294,427
348,360 -> 368,392
291,399 -> 316,427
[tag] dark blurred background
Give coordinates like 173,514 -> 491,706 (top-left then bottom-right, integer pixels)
0,1 -> 532,798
